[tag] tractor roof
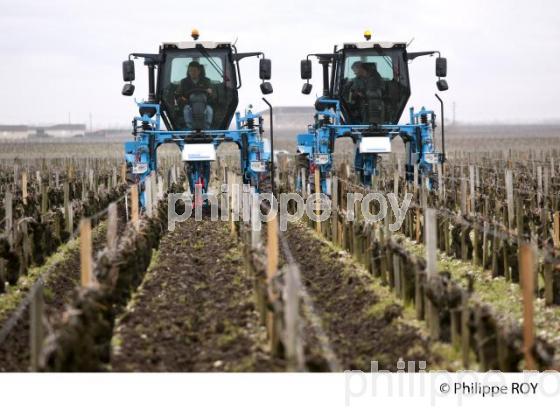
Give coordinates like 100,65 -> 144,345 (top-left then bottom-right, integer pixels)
161,41 -> 231,50
341,41 -> 407,49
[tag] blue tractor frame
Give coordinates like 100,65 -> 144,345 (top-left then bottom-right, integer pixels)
124,102 -> 271,206
120,34 -> 273,207
296,37 -> 448,193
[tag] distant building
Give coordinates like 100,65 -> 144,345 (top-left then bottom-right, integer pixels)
0,125 -> 29,140
29,124 -> 86,138
0,124 -> 87,140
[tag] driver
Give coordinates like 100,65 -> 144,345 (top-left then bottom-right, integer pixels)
346,61 -> 385,124
175,61 -> 214,129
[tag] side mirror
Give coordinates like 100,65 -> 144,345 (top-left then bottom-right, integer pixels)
436,79 -> 448,91
436,57 -> 447,77
301,83 -> 313,95
122,83 -> 135,96
259,59 -> 271,80
301,60 -> 312,80
123,60 -> 135,82
260,82 -> 273,95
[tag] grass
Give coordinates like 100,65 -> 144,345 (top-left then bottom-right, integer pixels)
0,222 -> 108,324
0,236 -> 79,323
396,232 -> 560,355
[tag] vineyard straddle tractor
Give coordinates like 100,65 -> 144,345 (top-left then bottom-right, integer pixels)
120,30 -> 274,206
295,31 -> 448,193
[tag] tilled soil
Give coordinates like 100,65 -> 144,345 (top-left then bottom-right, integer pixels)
286,222 -> 439,371
111,218 -> 282,371
0,224 -> 107,371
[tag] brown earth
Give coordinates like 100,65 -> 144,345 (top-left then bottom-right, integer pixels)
110,218 -> 283,371
285,222 -> 439,371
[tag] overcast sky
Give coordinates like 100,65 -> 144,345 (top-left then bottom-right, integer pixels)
1,0 -> 559,128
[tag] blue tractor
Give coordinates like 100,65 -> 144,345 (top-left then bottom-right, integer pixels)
296,32 -> 449,193
121,31 -> 274,205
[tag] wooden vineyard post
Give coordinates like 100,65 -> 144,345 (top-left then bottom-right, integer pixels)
144,174 -> 153,217
4,192 -> 13,246
242,184 -> 251,224
40,183 -> 48,218
553,212 -> 560,249
468,166 -> 480,265
266,214 -> 279,355
520,243 -> 536,370
413,163 -> 418,196
151,171 -> 158,206
425,208 -> 439,339
150,172 -> 158,215
284,264 -> 303,371
157,175 -> 164,201
89,168 -> 95,192
14,164 -> 19,189
124,189 -> 129,222
80,218 -> 93,287
250,190 -> 261,250
67,207 -> 74,239
460,175 -> 467,216
482,221 -> 489,268
505,169 -> 514,231
131,184 -> 139,229
393,254 -> 401,298
229,172 -> 235,236
331,176 -> 338,244
120,163 -> 127,184
107,202 -> 118,253
111,167 -> 117,189
393,169 -> 399,197
469,165 -> 475,214
230,174 -> 238,237
315,169 -> 321,234
301,168 -> 307,199
425,209 -> 437,276
81,173 -> 87,202
537,166 -> 543,207
415,207 -> 421,243
63,182 -> 71,234
69,163 -> 75,181
30,283 -> 44,372
22,170 -> 28,205
267,215 -> 279,291
437,163 -> 443,204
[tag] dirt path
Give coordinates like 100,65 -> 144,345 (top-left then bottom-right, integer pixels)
111,218 -> 282,371
286,222 -> 440,371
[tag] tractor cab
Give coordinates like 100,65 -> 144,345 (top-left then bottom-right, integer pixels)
157,42 -> 239,131
332,42 -> 411,126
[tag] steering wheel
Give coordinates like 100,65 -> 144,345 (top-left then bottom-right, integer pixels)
183,87 -> 211,98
